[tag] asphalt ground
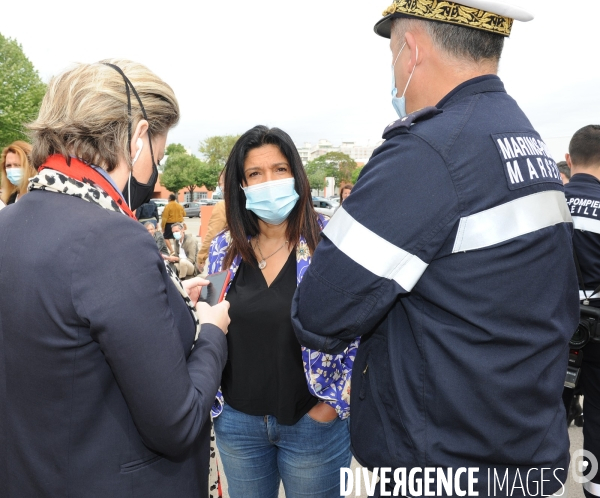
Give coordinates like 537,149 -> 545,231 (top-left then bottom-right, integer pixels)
180,217 -> 587,498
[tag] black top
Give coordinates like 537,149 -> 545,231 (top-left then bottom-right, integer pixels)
223,249 -> 318,425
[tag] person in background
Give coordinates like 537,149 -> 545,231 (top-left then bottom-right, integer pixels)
171,222 -> 198,280
136,200 -> 159,226
557,160 -> 571,184
207,125 -> 356,498
0,59 -> 229,498
197,170 -> 227,273
161,192 -> 185,252
334,183 -> 353,214
144,220 -> 169,257
1,141 -> 36,205
562,125 -> 600,497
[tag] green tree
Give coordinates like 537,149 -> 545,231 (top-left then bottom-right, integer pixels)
194,162 -> 221,192
305,152 -> 357,191
351,166 -> 364,184
305,167 -> 327,195
160,152 -> 205,197
198,134 -> 240,167
0,33 -> 46,147
165,143 -> 187,156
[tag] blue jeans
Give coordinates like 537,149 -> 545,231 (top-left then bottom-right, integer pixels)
213,403 -> 351,498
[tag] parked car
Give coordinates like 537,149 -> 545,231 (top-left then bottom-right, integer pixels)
200,199 -> 218,206
183,202 -> 201,218
312,197 -> 339,217
150,198 -> 168,216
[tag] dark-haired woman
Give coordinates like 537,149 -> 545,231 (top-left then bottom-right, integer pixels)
208,125 -> 358,498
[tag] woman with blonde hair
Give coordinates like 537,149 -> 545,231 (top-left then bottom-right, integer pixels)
0,60 -> 229,498
1,140 -> 36,205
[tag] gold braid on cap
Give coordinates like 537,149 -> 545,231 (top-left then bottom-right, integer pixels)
382,0 -> 513,36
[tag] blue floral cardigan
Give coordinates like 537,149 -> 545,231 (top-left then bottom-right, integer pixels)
207,223 -> 359,420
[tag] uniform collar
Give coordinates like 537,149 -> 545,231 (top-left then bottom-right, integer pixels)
436,75 -> 505,109
568,173 -> 600,186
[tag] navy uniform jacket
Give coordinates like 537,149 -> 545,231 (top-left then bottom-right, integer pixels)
292,76 -> 579,495
0,191 -> 227,497
566,174 -> 600,291
565,174 -> 600,365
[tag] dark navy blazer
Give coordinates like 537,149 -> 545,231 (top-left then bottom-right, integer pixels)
0,189 -> 227,497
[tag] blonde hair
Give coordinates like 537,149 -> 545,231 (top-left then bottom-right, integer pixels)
1,141 -> 35,204
28,59 -> 179,172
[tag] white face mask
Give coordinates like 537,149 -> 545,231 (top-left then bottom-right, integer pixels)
391,43 -> 418,119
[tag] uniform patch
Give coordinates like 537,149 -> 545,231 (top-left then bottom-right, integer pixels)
492,133 -> 562,190
568,197 -> 600,220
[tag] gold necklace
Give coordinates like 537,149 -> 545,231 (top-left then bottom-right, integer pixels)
254,238 -> 288,270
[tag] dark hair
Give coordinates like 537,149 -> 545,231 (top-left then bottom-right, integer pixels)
569,125 -> 600,167
168,193 -> 176,201
394,18 -> 504,63
222,125 -> 321,269
339,183 -> 353,206
556,161 -> 571,180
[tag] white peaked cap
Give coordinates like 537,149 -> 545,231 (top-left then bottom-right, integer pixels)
458,0 -> 533,22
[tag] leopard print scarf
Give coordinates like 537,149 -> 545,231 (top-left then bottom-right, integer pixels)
30,166 -> 222,498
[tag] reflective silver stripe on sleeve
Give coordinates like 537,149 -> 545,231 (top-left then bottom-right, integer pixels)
323,207 -> 428,291
452,190 -> 572,253
573,215 -> 600,235
584,480 -> 600,496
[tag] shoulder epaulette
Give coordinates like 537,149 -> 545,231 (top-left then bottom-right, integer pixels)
382,106 -> 443,139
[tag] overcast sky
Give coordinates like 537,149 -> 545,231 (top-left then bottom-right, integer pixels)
2,0 -> 598,159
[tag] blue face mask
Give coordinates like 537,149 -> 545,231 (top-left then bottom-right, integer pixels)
6,167 -> 23,186
391,43 -> 418,119
214,186 -> 223,197
173,232 -> 181,241
243,177 -> 299,226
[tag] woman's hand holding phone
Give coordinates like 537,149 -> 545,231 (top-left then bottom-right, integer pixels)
182,277 -> 210,306
196,301 -> 230,334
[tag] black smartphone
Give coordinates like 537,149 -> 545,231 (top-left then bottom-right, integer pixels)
199,271 -> 231,306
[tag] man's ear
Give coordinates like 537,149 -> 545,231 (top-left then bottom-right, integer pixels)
405,31 -> 419,68
565,153 -> 573,169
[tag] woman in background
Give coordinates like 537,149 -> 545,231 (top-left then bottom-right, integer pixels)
334,183 -> 353,215
1,140 -> 36,205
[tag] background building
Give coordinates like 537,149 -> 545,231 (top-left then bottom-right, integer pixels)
296,139 -> 384,166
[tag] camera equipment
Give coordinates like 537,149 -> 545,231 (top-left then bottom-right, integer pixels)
564,247 -> 600,390
565,305 -> 600,390
569,304 -> 600,350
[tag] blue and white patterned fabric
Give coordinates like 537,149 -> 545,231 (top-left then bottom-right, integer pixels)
207,219 -> 359,420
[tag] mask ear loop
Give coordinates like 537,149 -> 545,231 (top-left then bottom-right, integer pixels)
102,63 -> 158,209
392,42 -> 406,67
401,45 -> 418,98
391,42 -> 406,98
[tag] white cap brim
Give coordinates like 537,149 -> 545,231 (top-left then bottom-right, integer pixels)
454,0 -> 534,22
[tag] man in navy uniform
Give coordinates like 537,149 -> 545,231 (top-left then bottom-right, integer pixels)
292,0 -> 579,495
564,125 -> 600,498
